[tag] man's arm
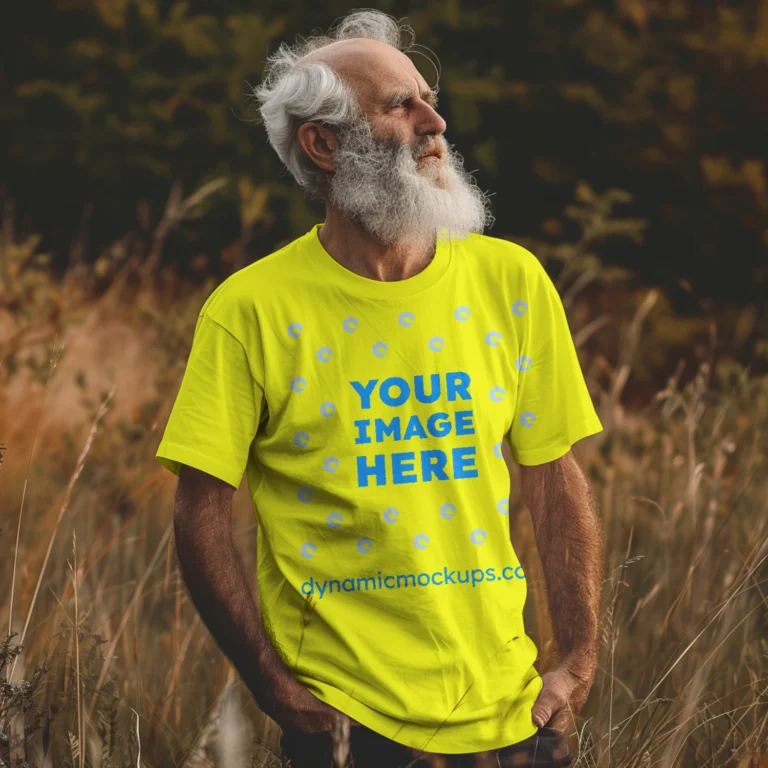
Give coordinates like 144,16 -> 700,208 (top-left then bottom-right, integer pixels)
172,465 -> 342,732
517,450 -> 604,721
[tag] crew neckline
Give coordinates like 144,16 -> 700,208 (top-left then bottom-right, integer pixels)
303,223 -> 453,300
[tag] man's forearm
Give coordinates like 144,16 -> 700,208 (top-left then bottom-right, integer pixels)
173,504 -> 285,700
519,452 -> 604,683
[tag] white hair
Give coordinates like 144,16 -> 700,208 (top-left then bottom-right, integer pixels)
249,8 -> 438,201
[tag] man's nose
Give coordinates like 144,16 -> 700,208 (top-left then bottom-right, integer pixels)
415,106 -> 447,139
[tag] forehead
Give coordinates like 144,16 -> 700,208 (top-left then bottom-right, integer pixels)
304,38 -> 430,105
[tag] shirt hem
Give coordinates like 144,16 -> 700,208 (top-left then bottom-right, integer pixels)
298,676 -> 542,754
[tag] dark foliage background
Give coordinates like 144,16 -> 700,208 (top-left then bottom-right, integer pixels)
3,0 -> 767,325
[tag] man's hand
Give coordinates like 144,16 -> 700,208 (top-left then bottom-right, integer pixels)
261,668 -> 343,733
256,649 -> 360,734
531,662 -> 592,733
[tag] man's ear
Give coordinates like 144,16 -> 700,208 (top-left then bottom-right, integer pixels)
296,121 -> 338,173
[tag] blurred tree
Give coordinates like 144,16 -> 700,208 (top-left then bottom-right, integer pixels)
2,0 -> 767,308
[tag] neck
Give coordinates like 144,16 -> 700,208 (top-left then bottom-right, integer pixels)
318,206 -> 436,283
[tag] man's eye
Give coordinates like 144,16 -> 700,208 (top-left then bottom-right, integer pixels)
389,98 -> 438,111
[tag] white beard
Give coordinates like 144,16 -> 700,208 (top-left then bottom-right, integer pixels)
326,117 -> 495,248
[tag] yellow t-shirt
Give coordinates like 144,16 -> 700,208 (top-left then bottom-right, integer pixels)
156,223 -> 603,754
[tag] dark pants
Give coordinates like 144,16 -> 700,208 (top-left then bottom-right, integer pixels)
280,722 -> 575,768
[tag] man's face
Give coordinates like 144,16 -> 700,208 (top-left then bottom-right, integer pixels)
307,40 -> 494,246
326,102 -> 494,247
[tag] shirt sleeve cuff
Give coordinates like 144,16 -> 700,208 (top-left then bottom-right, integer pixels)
509,415 -> 604,466
155,440 -> 243,490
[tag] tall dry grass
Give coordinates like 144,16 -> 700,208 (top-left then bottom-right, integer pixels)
1,183 -> 767,767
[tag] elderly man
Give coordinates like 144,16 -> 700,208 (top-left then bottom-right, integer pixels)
156,8 -> 604,768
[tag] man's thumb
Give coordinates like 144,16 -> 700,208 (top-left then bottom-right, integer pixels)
531,687 -> 555,728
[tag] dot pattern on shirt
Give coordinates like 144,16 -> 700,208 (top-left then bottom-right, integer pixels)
286,299 -> 535,559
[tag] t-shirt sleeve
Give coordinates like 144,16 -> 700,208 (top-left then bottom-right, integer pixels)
505,249 -> 603,466
155,311 -> 264,489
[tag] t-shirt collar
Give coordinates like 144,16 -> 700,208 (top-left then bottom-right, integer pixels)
303,223 -> 453,300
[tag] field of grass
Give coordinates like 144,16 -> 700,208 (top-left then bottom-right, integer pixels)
2,192 -> 767,767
